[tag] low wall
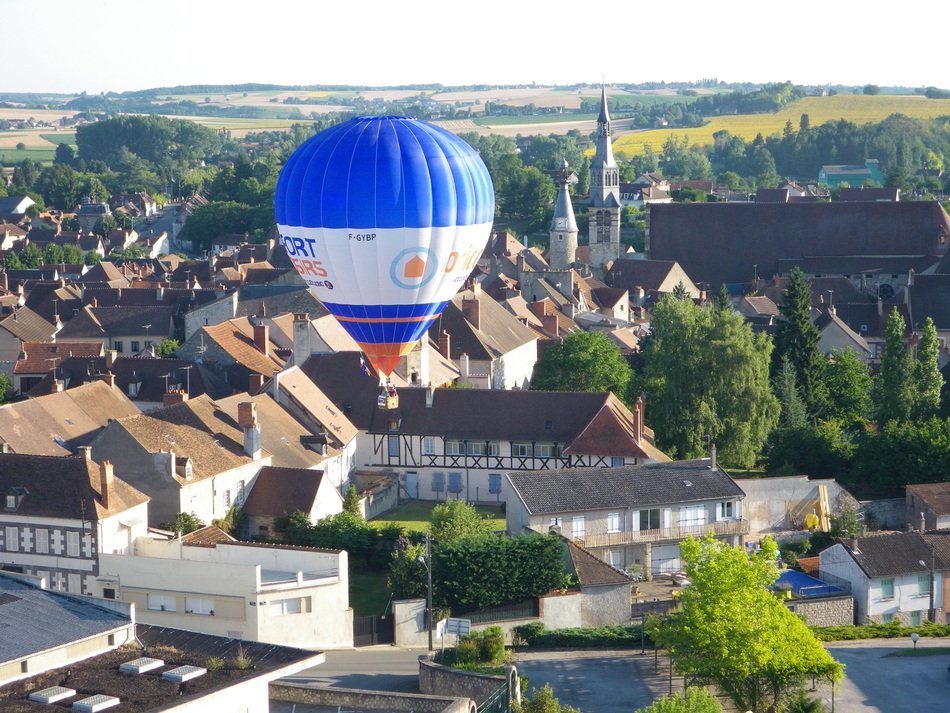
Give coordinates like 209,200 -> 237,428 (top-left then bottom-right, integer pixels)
785,594 -> 854,627
361,480 -> 399,520
393,598 -> 429,648
738,476 -> 860,534
270,682 -> 475,713
419,657 -> 519,707
860,498 -> 905,530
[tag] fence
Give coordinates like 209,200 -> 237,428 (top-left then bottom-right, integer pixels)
463,598 -> 539,625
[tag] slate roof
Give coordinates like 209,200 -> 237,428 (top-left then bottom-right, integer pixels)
507,459 -> 744,515
234,283 -> 327,320
605,259 -> 680,292
839,532 -> 950,578
565,538 -> 633,586
203,316 -> 285,375
0,575 -> 131,664
0,306 -> 56,342
907,274 -> 950,329
649,201 -> 950,288
272,367 -> 359,447
815,309 -> 871,353
0,452 -> 149,520
0,381 -> 139,455
775,255 -> 939,279
907,482 -> 950,517
242,466 -> 326,518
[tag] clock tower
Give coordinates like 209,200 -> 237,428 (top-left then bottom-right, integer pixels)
548,159 -> 578,270
588,86 -> 622,276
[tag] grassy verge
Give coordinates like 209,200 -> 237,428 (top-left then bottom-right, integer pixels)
368,501 -> 505,533
349,568 -> 391,616
886,647 -> 950,657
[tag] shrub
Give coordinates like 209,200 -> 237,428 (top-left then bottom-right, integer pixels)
477,626 -> 506,664
635,688 -> 723,713
454,636 -> 480,664
205,656 -> 225,672
513,623 -> 649,649
813,622 -> 950,641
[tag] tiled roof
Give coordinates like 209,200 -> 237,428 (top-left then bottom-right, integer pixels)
565,538 -> 633,586
0,575 -> 131,663
840,532 -> 950,578
0,307 -> 55,342
181,525 -> 236,546
274,367 -> 359,447
203,317 -> 284,375
649,201 -> 950,288
907,274 -> 950,329
14,341 -> 103,374
430,288 -> 537,361
507,459 -> 744,515
0,452 -> 149,520
241,466 -> 326,517
907,482 -> 950,517
0,381 -> 139,455
234,284 -> 326,320
605,259 -> 679,292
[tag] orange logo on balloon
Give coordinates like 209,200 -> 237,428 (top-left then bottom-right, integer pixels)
403,255 -> 426,279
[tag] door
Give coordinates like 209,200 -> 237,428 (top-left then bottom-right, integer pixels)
405,471 -> 418,499
652,543 -> 682,574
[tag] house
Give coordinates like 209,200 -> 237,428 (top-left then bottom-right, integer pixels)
13,340 -> 103,394
0,450 -> 150,594
605,258 -> 701,303
0,305 -> 57,375
0,575 -> 324,711
0,380 -> 140,455
904,272 -> 950,347
0,222 -> 27,250
90,531 -> 353,649
299,351 -> 669,504
429,284 -> 538,390
90,395 -> 271,527
906,483 -> 950,531
75,201 -> 111,233
242,466 -> 344,539
506,453 -> 747,578
0,195 -> 35,224
819,531 -> 950,625
55,304 -> 175,355
647,201 -> 950,289
815,306 -> 872,362
0,571 -> 136,687
818,159 -> 884,187
838,187 -> 899,202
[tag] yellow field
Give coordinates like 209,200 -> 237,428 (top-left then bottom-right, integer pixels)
0,129 -> 72,148
612,95 -> 950,157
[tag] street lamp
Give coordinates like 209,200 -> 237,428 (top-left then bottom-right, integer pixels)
418,532 -> 434,651
918,548 -> 936,623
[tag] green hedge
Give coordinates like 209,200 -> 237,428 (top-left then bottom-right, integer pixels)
814,622 -> 950,641
514,622 -> 651,648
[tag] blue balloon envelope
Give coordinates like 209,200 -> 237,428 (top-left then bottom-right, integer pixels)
275,116 -> 495,376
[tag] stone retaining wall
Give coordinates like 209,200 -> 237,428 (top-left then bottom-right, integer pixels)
419,656 -> 520,706
786,594 -> 854,627
270,682 -> 475,713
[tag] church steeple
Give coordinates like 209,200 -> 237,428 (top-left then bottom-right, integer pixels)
588,84 -> 621,277
548,160 -> 578,270
598,84 -> 611,129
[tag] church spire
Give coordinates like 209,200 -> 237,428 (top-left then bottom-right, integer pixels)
598,85 -> 611,129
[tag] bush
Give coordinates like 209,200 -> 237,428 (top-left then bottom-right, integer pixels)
513,623 -> 649,649
454,636 -> 480,664
205,656 -> 225,672
813,622 -> 950,641
635,688 -> 723,713
477,626 -> 506,664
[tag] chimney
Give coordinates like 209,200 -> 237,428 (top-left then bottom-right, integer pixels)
98,372 -> 115,388
877,296 -> 883,317
460,352 -> 470,378
248,372 -> 265,394
163,389 -> 188,407
634,285 -> 645,305
439,331 -> 451,359
462,296 -> 480,329
635,395 -> 645,442
425,383 -> 434,408
238,401 -> 262,459
99,460 -> 114,510
51,377 -> 64,394
709,442 -> 717,471
292,312 -> 311,366
541,313 -> 559,337
253,321 -> 269,357
920,511 -> 927,534
0,442 -> 9,453
78,445 -> 92,460
106,349 -> 117,370
907,268 -> 915,287
850,536 -> 860,555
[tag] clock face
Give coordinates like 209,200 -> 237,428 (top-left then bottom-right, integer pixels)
555,217 -> 567,230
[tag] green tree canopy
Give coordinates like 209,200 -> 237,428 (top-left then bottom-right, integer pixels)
775,356 -> 808,429
873,308 -> 912,424
652,535 -> 843,713
822,348 -> 872,426
430,500 -> 494,543
912,317 -> 943,420
640,295 -> 778,466
634,689 -> 723,713
513,684 -> 580,713
530,330 -> 632,402
773,268 -> 826,417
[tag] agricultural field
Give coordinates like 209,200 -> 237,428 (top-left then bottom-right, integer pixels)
40,132 -> 76,146
0,147 -> 56,163
612,94 -> 950,157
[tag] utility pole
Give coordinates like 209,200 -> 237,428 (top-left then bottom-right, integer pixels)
426,531 -> 434,652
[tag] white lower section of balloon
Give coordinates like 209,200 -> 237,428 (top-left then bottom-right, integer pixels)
277,223 -> 492,306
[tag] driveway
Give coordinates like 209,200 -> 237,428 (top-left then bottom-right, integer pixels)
280,646 -> 425,692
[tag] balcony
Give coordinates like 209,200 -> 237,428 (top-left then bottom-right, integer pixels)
574,519 -> 750,548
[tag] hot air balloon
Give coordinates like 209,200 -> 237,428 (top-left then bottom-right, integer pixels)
275,116 -> 495,379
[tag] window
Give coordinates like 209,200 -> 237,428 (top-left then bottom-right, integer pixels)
535,443 -> 555,458
236,480 -> 246,506
881,613 -> 894,624
5,495 -> 15,509
114,341 -> 124,353
639,509 -> 661,530
148,594 -> 176,611
487,442 -> 500,456
186,597 -> 214,615
918,574 -> 931,595
910,611 -> 922,626
35,529 -> 48,554
387,435 -> 400,458
512,442 -> 531,457
881,578 -> 894,600
131,341 -> 140,353
610,456 -> 624,467
448,472 -> 462,493
467,441 -> 497,456
4,526 -> 17,551
103,588 -> 116,600
607,512 -> 621,533
679,505 -> 706,528
549,517 -> 563,528
445,440 -> 465,456
716,501 -> 734,520
489,474 -> 502,495
572,516 -> 586,539
222,489 -> 231,509
607,550 -> 622,568
422,437 -> 435,455
66,531 -> 80,557
269,597 -> 302,616
432,472 -> 445,492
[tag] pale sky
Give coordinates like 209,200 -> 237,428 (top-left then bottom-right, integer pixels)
11,0 -> 948,94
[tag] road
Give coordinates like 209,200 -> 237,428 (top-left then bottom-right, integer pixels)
280,646 -> 424,692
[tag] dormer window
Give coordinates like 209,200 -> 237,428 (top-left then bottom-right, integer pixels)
5,487 -> 27,510
175,457 -> 194,480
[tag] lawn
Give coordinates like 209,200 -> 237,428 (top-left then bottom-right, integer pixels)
349,568 -> 392,615
369,501 -> 505,533
0,147 -> 55,163
40,132 -> 76,146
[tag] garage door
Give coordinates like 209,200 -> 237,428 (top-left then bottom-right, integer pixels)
652,543 -> 681,574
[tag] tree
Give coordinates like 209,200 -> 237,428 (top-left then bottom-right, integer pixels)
0,372 -> 13,403
652,535 -> 843,713
764,420 -> 855,477
775,356 -> 808,429
165,512 -> 204,535
863,84 -> 881,96
155,338 -> 180,357
388,535 -> 428,600
912,318 -> 943,420
531,331 -> 632,402
430,500 -> 493,543
873,308 -> 912,424
634,689 -> 723,713
641,296 -> 778,466
93,214 -> 118,238
513,684 -> 580,713
773,268 -> 827,417
54,142 -> 75,165
822,348 -> 872,426
343,484 -> 362,516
